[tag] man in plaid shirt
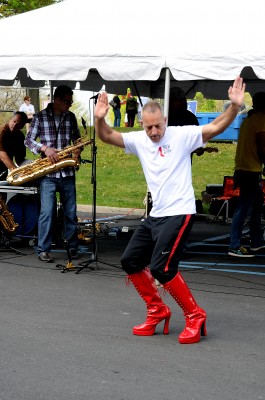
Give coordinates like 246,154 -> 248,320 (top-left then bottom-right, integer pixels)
25,85 -> 81,262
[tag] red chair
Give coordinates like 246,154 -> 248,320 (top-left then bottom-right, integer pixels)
210,176 -> 240,222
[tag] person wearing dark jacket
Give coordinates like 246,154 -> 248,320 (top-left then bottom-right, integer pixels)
111,95 -> 121,127
168,87 -> 199,127
126,96 -> 138,127
0,112 -> 28,182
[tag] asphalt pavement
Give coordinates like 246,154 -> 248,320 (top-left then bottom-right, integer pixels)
0,208 -> 264,400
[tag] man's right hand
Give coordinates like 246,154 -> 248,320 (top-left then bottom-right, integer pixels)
94,92 -> 110,119
45,147 -> 59,163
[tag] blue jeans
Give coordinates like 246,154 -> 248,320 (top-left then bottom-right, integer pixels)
229,171 -> 264,249
113,108 -> 121,127
37,176 -> 78,254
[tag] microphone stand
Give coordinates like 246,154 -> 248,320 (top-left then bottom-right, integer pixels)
75,97 -> 98,274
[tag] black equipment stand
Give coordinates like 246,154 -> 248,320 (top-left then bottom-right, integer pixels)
56,239 -> 76,273
75,114 -> 98,274
0,229 -> 26,255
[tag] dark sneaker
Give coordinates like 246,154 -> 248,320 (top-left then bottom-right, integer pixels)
250,245 -> 265,252
228,247 -> 255,258
38,252 -> 54,262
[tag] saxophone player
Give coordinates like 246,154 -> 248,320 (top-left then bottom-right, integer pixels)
25,85 -> 82,263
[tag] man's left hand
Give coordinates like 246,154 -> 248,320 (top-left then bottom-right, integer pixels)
228,76 -> 246,108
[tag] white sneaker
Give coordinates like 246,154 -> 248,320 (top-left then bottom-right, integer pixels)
228,247 -> 255,258
250,245 -> 265,252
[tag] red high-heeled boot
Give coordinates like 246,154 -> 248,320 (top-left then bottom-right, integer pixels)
163,271 -> 207,344
128,268 -> 171,336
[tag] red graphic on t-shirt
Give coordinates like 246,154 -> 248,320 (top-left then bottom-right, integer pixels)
159,146 -> 165,157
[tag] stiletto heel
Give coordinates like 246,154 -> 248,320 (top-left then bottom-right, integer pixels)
201,321 -> 207,336
128,268 -> 172,336
163,272 -> 207,344
163,315 -> 170,334
133,310 -> 171,336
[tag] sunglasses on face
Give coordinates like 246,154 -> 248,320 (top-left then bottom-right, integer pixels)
61,98 -> 73,106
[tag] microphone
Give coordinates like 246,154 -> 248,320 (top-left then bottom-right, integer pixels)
90,85 -> 106,100
90,93 -> 99,100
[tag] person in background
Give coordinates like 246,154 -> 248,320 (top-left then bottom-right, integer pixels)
110,95 -> 121,127
168,87 -> 199,127
25,85 -> 82,263
168,87 -> 206,158
228,92 -> 265,257
19,96 -> 35,132
94,77 -> 245,345
223,100 -> 247,115
137,97 -> 149,123
126,95 -> 138,127
0,112 -> 27,184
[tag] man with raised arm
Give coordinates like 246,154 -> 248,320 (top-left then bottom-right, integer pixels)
94,77 -> 245,345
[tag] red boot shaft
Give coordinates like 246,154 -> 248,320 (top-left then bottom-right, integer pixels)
163,272 -> 207,344
128,268 -> 171,336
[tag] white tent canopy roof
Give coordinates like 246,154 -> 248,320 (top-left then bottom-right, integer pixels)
0,0 -> 264,98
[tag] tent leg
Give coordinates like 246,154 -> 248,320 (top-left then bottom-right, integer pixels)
163,68 -> 171,122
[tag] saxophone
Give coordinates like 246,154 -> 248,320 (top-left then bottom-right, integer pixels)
7,137 -> 92,186
0,196 -> 19,233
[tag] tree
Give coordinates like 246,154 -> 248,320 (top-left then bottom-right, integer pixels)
0,1 -> 63,116
194,92 -> 217,112
0,0 -> 62,18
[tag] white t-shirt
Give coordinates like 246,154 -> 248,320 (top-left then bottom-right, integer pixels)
19,103 -> 35,114
122,126 -> 204,217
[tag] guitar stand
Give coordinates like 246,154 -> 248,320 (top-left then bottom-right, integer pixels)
56,239 -> 76,273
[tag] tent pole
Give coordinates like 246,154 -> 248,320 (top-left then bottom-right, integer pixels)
50,81 -> 53,101
163,68 -> 170,125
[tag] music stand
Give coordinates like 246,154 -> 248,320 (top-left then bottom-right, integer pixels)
75,108 -> 98,274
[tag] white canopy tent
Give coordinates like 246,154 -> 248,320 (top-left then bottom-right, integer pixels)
0,0 -> 264,114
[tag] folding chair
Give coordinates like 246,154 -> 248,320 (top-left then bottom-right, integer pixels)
210,176 -> 240,223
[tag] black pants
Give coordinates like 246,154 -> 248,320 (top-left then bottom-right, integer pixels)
230,170 -> 264,248
121,214 -> 194,284
127,111 -> 137,127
